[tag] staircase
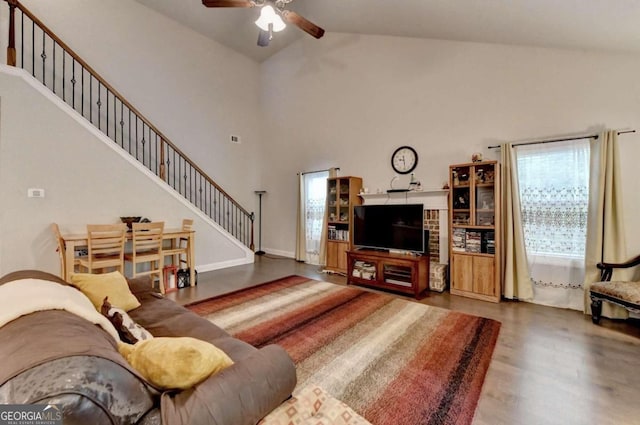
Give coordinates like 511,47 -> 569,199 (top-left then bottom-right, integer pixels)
3,0 -> 255,250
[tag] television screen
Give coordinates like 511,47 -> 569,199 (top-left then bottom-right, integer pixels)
353,204 -> 425,252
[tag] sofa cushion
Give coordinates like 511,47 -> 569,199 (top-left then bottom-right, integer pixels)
591,281 -> 640,304
118,337 -> 234,390
71,272 -> 141,311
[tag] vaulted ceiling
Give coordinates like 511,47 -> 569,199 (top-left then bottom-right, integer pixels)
136,0 -> 640,62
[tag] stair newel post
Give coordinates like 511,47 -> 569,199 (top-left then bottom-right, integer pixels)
7,0 -> 17,66
159,137 -> 166,181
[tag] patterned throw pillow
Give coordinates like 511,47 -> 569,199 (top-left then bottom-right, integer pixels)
258,384 -> 372,425
101,297 -> 153,344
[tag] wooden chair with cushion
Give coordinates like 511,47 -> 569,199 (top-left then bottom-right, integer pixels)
124,221 -> 165,293
589,254 -> 640,324
163,218 -> 193,269
77,224 -> 128,275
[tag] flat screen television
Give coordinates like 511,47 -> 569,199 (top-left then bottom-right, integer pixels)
353,204 -> 425,253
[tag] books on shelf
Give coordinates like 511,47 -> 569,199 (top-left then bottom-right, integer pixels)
465,231 -> 481,253
327,226 -> 349,241
452,228 -> 466,252
484,231 -> 495,254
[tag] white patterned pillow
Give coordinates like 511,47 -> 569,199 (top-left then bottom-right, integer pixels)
101,297 -> 153,344
258,384 -> 372,425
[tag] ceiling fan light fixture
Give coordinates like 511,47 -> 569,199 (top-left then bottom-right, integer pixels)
255,5 -> 286,32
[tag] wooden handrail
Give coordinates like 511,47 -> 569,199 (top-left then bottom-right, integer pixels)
6,0 -> 252,218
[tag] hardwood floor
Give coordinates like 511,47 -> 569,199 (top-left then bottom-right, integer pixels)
166,256 -> 640,425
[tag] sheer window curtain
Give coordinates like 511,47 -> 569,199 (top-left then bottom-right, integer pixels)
583,130 -> 630,318
516,139 -> 590,310
501,143 -> 533,300
295,168 -> 336,265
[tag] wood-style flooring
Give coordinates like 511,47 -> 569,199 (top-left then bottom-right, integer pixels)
165,255 -> 640,425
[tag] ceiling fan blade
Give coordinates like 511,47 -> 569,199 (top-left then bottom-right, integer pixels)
202,0 -> 255,8
257,29 -> 271,47
281,10 -> 325,39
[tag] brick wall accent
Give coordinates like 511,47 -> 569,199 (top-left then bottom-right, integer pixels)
424,209 -> 440,258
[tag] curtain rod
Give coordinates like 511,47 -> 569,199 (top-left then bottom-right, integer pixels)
299,167 -> 340,175
487,129 -> 635,149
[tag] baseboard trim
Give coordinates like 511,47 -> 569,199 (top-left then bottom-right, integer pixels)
261,248 -> 295,258
196,256 -> 255,273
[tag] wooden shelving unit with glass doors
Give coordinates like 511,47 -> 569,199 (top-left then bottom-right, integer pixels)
449,161 -> 501,302
325,176 -> 362,274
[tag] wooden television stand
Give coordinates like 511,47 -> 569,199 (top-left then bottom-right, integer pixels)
347,249 -> 429,299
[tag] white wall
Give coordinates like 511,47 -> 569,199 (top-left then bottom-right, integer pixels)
12,0 -> 264,212
260,34 -> 640,257
0,0 -> 266,275
0,68 -> 251,276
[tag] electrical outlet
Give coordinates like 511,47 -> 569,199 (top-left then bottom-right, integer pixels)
27,188 -> 45,198
230,134 -> 241,144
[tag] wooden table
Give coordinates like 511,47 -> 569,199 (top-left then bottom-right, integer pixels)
62,228 -> 196,285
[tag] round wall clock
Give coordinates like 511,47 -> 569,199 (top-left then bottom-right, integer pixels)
391,146 -> 418,174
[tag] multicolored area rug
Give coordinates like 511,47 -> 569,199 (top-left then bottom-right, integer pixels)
187,275 -> 501,425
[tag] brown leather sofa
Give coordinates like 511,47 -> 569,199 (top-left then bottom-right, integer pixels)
0,270 -> 296,425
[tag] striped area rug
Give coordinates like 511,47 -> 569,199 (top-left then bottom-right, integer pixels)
187,275 -> 501,425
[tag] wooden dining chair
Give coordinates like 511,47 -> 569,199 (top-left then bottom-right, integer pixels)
163,219 -> 193,269
51,223 -> 86,280
124,221 -> 165,293
77,224 -> 128,275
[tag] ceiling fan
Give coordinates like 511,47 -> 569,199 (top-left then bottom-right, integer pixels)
202,0 -> 325,47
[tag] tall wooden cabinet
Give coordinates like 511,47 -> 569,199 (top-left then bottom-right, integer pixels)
325,176 -> 362,273
448,161 -> 501,302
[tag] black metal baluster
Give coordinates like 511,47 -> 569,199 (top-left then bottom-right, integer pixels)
205,181 -> 209,216
97,81 -> 101,130
71,59 -> 75,108
81,67 -> 84,116
178,158 -> 182,195
20,12 -> 24,67
120,101 -> 124,148
89,74 -> 93,124
41,30 -> 45,86
133,112 -> 138,159
31,20 -> 34,76
52,41 -> 55,93
113,94 -> 117,143
189,165 -> 193,202
62,50 -> 65,102
106,90 -> 110,138
173,150 -> 176,189
128,109 -> 132,154
140,122 -> 145,164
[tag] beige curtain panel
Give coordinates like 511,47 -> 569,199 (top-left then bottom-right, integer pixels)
295,172 -> 306,262
501,143 -> 533,301
582,130 -> 630,319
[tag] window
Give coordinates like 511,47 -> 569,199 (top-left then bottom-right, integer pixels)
516,139 -> 590,258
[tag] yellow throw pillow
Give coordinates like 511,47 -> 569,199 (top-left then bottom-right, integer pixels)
118,337 -> 234,390
70,271 -> 141,311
